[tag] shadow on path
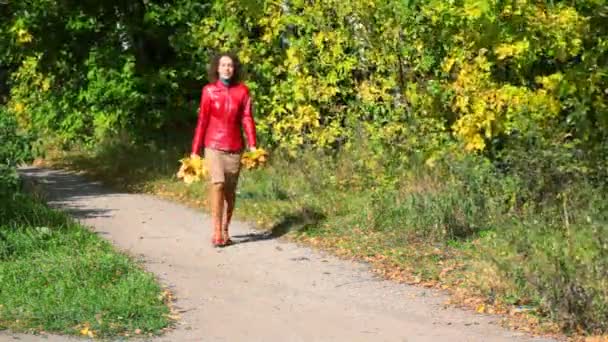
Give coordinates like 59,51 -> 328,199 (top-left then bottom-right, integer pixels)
232,207 -> 325,244
18,166 -> 118,220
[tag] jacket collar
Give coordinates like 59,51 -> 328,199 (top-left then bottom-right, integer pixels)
215,79 -> 232,89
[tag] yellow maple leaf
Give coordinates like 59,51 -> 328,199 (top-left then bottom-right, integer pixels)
176,155 -> 208,184
241,148 -> 270,170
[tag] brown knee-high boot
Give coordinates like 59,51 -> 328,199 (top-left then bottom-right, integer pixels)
222,187 -> 236,244
210,182 -> 225,245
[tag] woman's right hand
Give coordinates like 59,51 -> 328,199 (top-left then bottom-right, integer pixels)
191,153 -> 200,159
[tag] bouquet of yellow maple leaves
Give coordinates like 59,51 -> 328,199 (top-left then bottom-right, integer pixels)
176,154 -> 207,184
177,148 -> 269,184
241,148 -> 269,170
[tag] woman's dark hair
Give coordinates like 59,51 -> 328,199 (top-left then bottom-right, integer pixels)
207,52 -> 242,85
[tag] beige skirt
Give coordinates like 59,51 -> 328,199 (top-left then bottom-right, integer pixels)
204,148 -> 242,187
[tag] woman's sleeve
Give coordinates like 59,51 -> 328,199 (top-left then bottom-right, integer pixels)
241,88 -> 257,148
191,87 -> 210,155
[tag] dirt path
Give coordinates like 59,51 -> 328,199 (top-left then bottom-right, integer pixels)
3,167 -> 554,342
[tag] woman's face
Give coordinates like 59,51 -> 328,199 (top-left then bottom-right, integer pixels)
218,56 -> 234,81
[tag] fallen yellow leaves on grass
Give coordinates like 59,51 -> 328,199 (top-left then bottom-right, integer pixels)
79,323 -> 95,338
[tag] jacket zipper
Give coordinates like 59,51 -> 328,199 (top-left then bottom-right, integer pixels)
225,86 -> 231,116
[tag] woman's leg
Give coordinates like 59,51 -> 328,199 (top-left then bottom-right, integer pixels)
210,182 -> 225,243
205,148 -> 227,245
220,151 -> 241,244
222,179 -> 237,243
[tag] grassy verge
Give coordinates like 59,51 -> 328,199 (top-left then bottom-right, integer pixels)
45,141 -> 608,338
0,191 -> 173,338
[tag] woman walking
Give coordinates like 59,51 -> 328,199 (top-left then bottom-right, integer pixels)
191,52 -> 257,247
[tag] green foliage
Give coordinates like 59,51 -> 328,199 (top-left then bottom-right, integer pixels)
4,0 -> 607,157
0,110 -> 31,166
482,186 -> 608,333
0,109 -> 32,193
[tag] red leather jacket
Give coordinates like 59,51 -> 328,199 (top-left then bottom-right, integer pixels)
191,80 -> 257,154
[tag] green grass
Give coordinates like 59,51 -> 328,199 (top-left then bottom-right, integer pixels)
0,192 -> 172,337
